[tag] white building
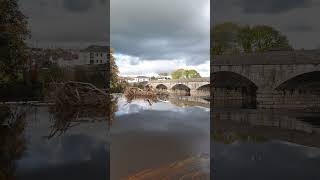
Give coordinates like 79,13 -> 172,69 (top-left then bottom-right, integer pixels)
127,76 -> 150,83
52,45 -> 109,67
79,45 -> 109,65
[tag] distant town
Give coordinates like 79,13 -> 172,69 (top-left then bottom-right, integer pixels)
27,45 -> 109,69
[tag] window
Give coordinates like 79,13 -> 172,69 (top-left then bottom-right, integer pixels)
90,60 -> 94,64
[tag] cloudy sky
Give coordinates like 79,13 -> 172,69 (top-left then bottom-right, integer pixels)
20,0 -> 320,77
212,0 -> 320,49
111,0 -> 210,77
20,0 -> 109,48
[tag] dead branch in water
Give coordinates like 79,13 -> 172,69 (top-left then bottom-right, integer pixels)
47,81 -> 109,107
124,87 -> 169,105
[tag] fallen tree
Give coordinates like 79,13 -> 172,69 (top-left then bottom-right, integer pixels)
47,81 -> 109,107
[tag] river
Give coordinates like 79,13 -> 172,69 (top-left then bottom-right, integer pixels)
1,94 -> 210,180
2,94 -> 319,179
212,108 -> 320,180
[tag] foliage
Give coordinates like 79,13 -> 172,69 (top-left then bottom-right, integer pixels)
211,22 -> 240,57
171,69 -> 201,79
0,105 -> 27,180
211,22 -> 292,57
109,48 -> 119,90
0,0 -> 30,82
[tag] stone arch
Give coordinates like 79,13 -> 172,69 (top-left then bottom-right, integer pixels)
196,84 -> 210,91
212,71 -> 258,108
270,71 -> 320,110
155,84 -> 168,90
274,69 -> 320,91
275,71 -> 320,91
212,66 -> 259,87
171,84 -> 191,96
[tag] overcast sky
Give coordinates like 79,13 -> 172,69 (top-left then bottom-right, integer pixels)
20,0 -> 320,77
20,0 -> 109,48
212,0 -> 320,50
111,0 -> 210,77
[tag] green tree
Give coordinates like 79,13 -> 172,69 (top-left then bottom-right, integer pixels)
211,22 -> 292,56
211,22 -> 240,57
184,70 -> 201,78
0,0 -> 30,82
171,69 -> 201,79
250,25 -> 291,52
171,69 -> 185,79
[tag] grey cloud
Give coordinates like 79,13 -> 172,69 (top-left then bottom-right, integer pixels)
20,0 -> 109,48
111,0 -> 210,65
63,0 -> 93,12
212,0 -> 320,49
238,0 -> 312,14
285,24 -> 315,32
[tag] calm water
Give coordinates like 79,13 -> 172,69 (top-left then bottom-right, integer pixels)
212,109 -> 320,180
3,96 -> 319,179
110,95 -> 210,179
1,106 -> 109,180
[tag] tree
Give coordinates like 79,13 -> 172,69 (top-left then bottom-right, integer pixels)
171,69 -> 185,79
0,0 -> 30,82
171,69 -> 201,79
211,22 -> 240,57
249,25 -> 291,52
109,48 -> 120,91
184,70 -> 201,78
211,22 -> 292,56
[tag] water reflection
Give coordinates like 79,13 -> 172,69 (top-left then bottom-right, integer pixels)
212,109 -> 320,180
0,104 -> 111,180
111,95 -> 210,179
0,105 -> 27,180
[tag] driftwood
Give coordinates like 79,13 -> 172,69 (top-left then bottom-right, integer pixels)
47,81 -> 108,107
124,87 -> 169,105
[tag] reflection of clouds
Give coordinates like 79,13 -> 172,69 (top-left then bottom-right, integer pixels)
115,96 -> 208,116
17,107 -> 109,173
213,141 -> 320,179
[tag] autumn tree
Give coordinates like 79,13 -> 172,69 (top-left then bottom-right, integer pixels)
0,0 -> 30,82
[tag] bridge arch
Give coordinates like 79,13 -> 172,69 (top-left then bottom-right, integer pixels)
155,84 -> 168,90
171,84 -> 191,96
212,71 -> 258,108
197,84 -> 210,91
275,71 -> 320,91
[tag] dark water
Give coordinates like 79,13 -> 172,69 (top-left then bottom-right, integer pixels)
211,109 -> 320,180
110,95 -> 210,179
1,106 -> 109,180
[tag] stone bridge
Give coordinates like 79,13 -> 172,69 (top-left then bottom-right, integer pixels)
212,50 -> 320,109
146,77 -> 210,96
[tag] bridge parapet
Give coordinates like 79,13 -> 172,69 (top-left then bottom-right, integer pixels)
212,50 -> 320,65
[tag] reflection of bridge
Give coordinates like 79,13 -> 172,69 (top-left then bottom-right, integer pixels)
169,96 -> 210,108
212,50 -> 320,109
147,78 -> 210,96
212,109 -> 320,148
